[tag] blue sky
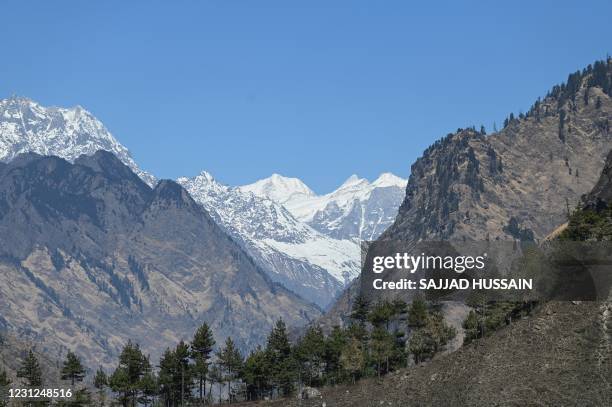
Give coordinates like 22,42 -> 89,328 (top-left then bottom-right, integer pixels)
1,1 -> 611,193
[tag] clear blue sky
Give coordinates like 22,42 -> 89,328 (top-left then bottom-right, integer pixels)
1,1 -> 610,193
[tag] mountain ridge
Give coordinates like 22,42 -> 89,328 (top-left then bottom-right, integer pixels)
0,151 -> 320,369
0,95 -> 156,186
241,172 -> 407,241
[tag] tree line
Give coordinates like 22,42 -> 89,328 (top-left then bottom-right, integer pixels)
1,296 -> 458,406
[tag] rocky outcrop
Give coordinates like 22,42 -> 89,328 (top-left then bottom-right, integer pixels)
384,76 -> 612,242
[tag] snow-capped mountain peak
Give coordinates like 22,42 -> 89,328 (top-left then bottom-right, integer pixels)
0,95 -> 156,186
245,172 -> 407,241
178,171 -> 360,308
240,173 -> 315,204
337,174 -> 369,190
372,172 -> 407,188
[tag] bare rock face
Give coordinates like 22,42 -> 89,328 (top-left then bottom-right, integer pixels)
0,151 -> 320,369
584,149 -> 612,210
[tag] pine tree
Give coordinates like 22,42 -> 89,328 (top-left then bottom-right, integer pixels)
265,319 -> 295,397
109,341 -> 150,407
370,327 -> 394,377
339,337 -> 364,384
322,326 -> 347,385
242,346 -> 269,401
367,300 -> 394,330
350,295 -> 369,328
93,367 -> 108,407
61,351 -> 86,386
294,325 -> 325,387
158,341 -> 193,407
462,310 -> 480,344
0,369 -> 11,407
17,349 -> 42,387
217,337 -> 243,403
408,329 -> 433,364
190,322 -> 215,402
407,297 -> 428,328
137,360 -> 157,407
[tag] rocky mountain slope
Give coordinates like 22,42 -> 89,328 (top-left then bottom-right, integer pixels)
0,151 -> 320,369
241,173 -> 407,241
177,172 -> 360,308
0,96 -> 155,186
258,301 -> 611,407
383,61 -> 612,242
323,57 -> 612,328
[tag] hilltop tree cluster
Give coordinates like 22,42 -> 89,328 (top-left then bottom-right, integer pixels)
500,57 -> 612,132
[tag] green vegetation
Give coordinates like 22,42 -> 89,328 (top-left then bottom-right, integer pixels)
17,349 -> 43,387
190,322 -> 215,402
559,205 -> 612,241
61,351 -> 86,386
1,296 -> 457,405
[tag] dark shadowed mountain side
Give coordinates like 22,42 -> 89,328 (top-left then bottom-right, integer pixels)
0,151 -> 320,369
320,58 -> 612,330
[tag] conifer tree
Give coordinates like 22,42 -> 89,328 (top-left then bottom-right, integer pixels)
61,351 -> 86,385
339,337 -> 364,384
407,297 -> 428,328
350,295 -> 369,328
294,325 -> 325,387
242,346 -> 269,401
158,342 -> 193,406
367,300 -> 394,330
370,327 -> 394,377
17,349 -> 42,387
109,341 -> 149,407
93,367 -> 108,407
408,329 -> 432,364
138,361 -> 157,407
265,319 -> 295,397
323,326 -> 347,384
190,322 -> 215,402
216,337 -> 243,403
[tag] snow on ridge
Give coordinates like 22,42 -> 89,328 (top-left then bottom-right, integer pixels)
239,173 -> 315,205
0,95 -> 156,186
178,171 -> 361,287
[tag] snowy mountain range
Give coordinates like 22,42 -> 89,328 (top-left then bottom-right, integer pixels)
177,172 -> 359,308
0,95 -> 407,309
241,172 -> 407,241
0,96 -> 155,185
